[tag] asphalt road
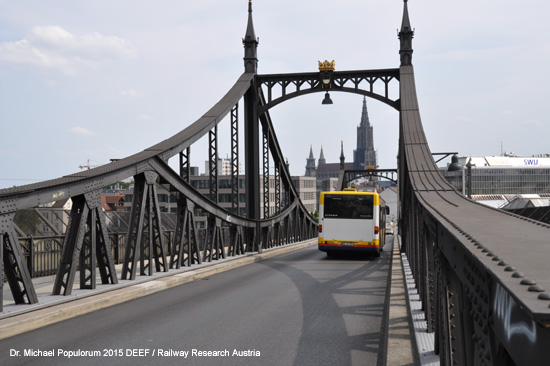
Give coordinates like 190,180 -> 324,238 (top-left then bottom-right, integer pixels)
1,239 -> 394,366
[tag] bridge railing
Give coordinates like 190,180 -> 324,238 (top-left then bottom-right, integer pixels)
0,71 -> 317,313
399,65 -> 550,365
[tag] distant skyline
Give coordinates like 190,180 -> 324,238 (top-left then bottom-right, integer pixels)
1,1 -> 549,188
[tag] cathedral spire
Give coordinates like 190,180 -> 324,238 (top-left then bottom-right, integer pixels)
243,0 -> 259,73
398,0 -> 414,66
360,96 -> 370,127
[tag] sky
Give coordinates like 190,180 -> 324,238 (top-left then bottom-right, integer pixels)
1,0 -> 549,189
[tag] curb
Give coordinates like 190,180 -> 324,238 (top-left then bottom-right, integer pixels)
387,235 -> 416,365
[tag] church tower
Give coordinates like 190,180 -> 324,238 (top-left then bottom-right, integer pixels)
353,97 -> 377,170
305,145 -> 317,177
318,146 -> 326,166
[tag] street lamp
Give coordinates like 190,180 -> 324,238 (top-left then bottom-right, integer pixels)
322,91 -> 333,104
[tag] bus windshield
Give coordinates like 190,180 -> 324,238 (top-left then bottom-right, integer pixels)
324,195 -> 374,220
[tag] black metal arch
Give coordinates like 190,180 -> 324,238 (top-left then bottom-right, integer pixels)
341,169 -> 398,190
257,68 -> 400,115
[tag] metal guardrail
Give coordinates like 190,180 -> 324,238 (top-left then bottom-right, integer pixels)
398,64 -> 550,365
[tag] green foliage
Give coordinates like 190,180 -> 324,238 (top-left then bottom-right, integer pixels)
13,209 -> 41,236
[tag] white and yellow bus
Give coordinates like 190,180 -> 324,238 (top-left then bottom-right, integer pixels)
318,188 -> 387,257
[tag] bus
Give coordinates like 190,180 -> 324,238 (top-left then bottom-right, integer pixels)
318,188 -> 388,257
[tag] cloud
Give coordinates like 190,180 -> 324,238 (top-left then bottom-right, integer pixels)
120,89 -> 143,97
520,119 -> 542,127
69,127 -> 96,136
137,113 -> 154,121
0,25 -> 136,75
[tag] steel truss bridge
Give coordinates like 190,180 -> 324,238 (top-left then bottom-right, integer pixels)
1,2 -> 549,365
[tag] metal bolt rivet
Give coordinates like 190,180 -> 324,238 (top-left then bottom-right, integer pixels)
512,272 -> 525,278
520,279 -> 536,286
538,293 -> 550,300
528,286 -> 544,293
504,266 -> 515,272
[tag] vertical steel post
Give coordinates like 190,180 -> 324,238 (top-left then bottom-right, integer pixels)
231,104 -> 239,214
244,84 -> 260,221
274,162 -> 281,214
262,128 -> 270,218
1,220 -> 38,309
209,126 -> 218,204
180,147 -> 191,183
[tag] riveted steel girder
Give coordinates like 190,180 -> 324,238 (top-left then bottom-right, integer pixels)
1,217 -> 38,312
121,171 -> 168,280
52,192 -> 118,295
230,104 -> 239,214
170,196 -> 201,269
341,169 -> 398,189
257,69 -> 400,114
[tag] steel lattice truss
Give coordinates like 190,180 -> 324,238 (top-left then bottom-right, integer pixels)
257,69 -> 400,114
0,70 -> 317,312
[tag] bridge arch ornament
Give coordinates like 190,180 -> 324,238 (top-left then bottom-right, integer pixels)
256,68 -> 400,114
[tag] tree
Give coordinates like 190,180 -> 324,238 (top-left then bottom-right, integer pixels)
14,209 -> 42,236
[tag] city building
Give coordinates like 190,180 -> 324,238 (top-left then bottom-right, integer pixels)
100,192 -> 125,211
204,158 -> 242,176
443,154 -> 550,207
292,176 -> 317,214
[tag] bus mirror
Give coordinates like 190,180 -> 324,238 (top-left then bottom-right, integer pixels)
386,207 -> 390,214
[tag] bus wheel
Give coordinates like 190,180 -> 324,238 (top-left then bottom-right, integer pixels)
374,249 -> 381,257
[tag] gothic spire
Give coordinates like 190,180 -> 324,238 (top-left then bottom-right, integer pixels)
305,145 -> 317,177
398,0 -> 414,66
243,0 -> 259,73
318,146 -> 326,166
360,96 -> 370,127
340,140 -> 346,170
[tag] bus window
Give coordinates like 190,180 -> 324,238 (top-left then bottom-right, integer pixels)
324,195 -> 374,220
